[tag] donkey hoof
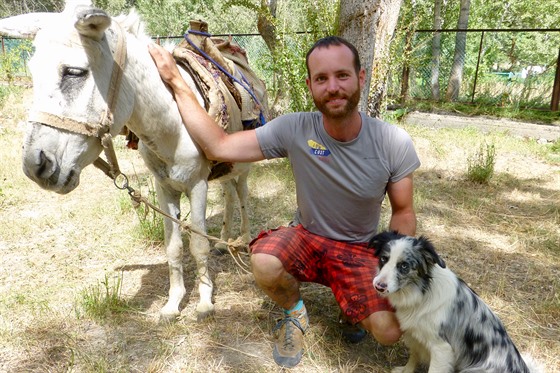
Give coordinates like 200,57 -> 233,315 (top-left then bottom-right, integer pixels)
213,241 -> 228,254
159,311 -> 180,324
196,304 -> 215,322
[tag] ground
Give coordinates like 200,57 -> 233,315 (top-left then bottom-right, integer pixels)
0,89 -> 558,372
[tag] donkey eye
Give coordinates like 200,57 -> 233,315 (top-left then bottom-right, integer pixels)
62,66 -> 88,78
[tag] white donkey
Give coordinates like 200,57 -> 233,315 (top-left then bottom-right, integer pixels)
0,0 -> 267,321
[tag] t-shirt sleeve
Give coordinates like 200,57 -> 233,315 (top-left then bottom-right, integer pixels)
255,113 -> 301,159
388,126 -> 421,182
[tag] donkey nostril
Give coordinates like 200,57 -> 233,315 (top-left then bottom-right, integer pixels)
36,150 -> 56,179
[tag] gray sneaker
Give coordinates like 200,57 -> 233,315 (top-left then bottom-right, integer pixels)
272,311 -> 309,368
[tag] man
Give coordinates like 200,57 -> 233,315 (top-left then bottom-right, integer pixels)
149,36 -> 420,368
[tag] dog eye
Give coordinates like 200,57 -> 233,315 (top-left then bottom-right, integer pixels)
398,262 -> 410,273
379,256 -> 388,265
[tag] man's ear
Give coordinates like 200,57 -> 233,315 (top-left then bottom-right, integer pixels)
358,68 -> 366,89
305,77 -> 312,94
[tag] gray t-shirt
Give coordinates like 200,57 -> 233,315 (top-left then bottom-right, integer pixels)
255,111 -> 420,242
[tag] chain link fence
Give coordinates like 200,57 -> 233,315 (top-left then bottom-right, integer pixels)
2,29 -> 560,110
386,29 -> 560,110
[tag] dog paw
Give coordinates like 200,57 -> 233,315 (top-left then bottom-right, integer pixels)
391,367 -> 413,373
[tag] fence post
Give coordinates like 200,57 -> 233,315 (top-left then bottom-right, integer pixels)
551,47 -> 560,112
471,31 -> 485,103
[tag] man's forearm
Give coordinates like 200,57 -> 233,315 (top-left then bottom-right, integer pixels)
170,83 -> 228,159
388,211 -> 417,236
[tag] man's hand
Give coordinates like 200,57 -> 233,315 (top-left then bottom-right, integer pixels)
148,43 -> 185,90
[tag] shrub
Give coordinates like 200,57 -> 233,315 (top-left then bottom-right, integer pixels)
467,142 -> 496,184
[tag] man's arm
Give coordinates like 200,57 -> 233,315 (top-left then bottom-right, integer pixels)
386,174 -> 417,236
148,43 -> 265,163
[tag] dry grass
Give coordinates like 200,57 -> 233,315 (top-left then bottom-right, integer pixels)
0,89 -> 559,372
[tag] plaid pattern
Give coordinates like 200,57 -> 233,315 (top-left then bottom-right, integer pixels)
250,224 -> 393,325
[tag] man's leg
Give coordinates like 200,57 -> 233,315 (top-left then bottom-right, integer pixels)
251,253 -> 300,309
250,225 -> 321,368
359,310 -> 402,345
251,253 -> 310,368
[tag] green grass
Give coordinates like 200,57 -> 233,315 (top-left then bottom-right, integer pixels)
76,273 -> 135,322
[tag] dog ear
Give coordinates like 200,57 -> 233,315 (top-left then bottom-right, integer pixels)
368,230 -> 400,256
417,236 -> 446,268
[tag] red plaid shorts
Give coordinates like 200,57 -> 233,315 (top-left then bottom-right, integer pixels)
249,224 -> 393,325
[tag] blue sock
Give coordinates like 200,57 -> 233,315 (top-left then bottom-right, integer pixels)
284,299 -> 305,316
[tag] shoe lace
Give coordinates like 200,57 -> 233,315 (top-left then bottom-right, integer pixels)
274,317 -> 306,349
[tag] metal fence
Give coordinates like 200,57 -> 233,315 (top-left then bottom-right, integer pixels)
2,28 -> 560,110
386,28 -> 560,111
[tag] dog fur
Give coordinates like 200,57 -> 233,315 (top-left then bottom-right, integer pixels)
369,231 -> 541,373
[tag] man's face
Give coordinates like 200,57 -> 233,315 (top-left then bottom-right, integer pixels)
305,44 -> 365,119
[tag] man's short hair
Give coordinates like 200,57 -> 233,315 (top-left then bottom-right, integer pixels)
305,36 -> 361,77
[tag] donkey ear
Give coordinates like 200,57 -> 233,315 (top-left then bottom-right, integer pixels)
417,236 -> 446,268
0,12 -> 59,39
74,8 -> 111,41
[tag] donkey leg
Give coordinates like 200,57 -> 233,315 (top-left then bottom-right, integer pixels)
215,180 -> 236,251
155,185 -> 186,322
189,180 -> 214,321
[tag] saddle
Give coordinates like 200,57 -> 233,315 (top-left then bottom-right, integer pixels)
124,20 -> 268,180
173,20 -> 267,131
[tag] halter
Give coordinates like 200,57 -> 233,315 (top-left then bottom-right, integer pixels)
27,21 -> 127,180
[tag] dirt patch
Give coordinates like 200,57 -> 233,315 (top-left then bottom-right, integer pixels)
404,111 -> 560,142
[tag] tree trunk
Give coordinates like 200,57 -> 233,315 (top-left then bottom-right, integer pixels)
368,0 -> 403,116
430,0 -> 443,100
339,0 -> 403,116
445,0 -> 471,101
257,0 -> 277,55
339,0 -> 381,112
400,29 -> 414,103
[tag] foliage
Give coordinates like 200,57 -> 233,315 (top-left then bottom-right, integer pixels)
466,142 -> 496,184
387,0 -> 560,113
218,0 -> 339,113
0,0 -> 64,17
0,39 -> 33,82
271,0 -> 339,113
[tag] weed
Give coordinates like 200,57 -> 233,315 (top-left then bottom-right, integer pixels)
76,273 -> 132,321
467,143 -> 496,184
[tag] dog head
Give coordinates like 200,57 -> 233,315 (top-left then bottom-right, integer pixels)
368,231 -> 446,295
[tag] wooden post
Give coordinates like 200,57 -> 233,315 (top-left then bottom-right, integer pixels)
551,47 -> 560,111
471,31 -> 485,103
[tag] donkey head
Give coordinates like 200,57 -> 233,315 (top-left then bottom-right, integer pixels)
0,0 -> 133,193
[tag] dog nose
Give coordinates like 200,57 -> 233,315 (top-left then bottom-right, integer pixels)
374,280 -> 388,293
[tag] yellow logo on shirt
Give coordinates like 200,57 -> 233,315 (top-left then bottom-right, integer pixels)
307,140 -> 331,157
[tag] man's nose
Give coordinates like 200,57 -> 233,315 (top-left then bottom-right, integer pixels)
326,78 -> 339,93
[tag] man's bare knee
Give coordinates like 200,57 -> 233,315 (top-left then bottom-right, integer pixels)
360,311 -> 402,345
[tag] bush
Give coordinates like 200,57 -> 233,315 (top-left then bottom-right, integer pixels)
467,142 -> 496,184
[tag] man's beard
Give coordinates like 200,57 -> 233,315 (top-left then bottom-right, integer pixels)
313,84 -> 361,119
